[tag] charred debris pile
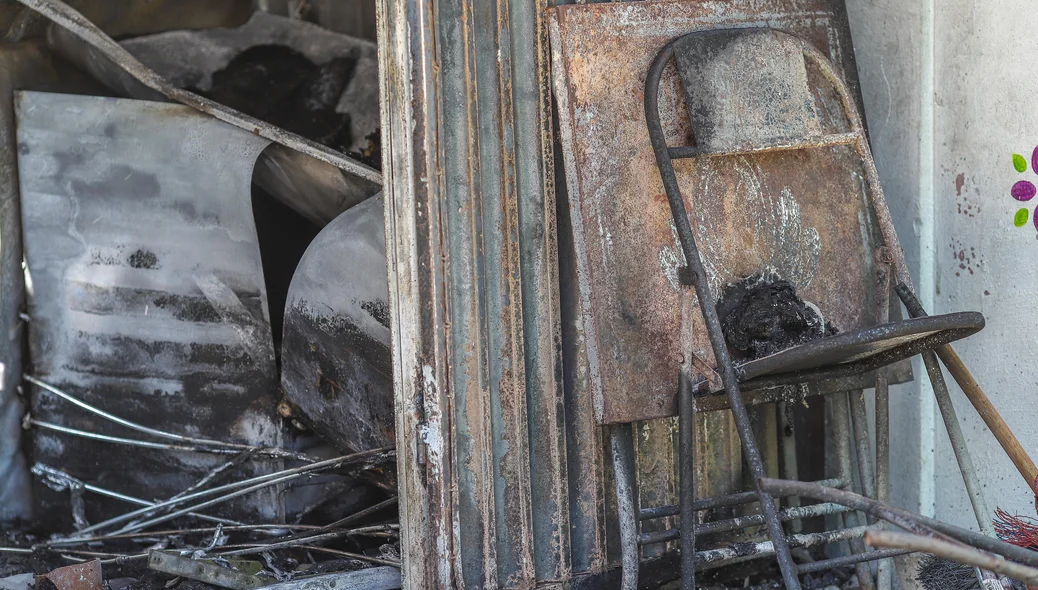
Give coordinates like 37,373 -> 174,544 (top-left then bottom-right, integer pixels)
0,4 -> 397,590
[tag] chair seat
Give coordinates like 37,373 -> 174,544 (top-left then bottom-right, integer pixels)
691,312 -> 985,395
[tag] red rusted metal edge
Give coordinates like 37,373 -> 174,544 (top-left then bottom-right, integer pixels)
36,560 -> 102,590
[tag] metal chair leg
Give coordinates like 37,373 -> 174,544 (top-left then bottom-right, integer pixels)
679,371 -> 697,589
834,391 -> 877,590
611,424 -> 640,590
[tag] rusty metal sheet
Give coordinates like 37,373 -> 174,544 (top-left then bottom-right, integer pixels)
549,0 -> 895,425
36,560 -> 102,590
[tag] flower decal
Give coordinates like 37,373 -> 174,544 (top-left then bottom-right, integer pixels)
1011,147 -> 1038,228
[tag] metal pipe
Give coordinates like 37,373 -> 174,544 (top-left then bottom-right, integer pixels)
778,401 -> 802,533
639,502 -> 852,546
796,549 -> 912,574
834,392 -> 876,590
610,425 -> 639,590
759,478 -> 1038,568
696,525 -> 878,570
639,477 -> 846,521
645,41 -> 800,590
678,371 -> 696,590
874,261 -> 894,590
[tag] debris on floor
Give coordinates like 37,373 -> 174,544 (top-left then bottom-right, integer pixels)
34,561 -> 102,590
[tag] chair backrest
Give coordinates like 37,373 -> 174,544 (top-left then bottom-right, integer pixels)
672,29 -> 821,151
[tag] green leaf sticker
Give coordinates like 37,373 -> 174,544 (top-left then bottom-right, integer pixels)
1014,153 -> 1028,173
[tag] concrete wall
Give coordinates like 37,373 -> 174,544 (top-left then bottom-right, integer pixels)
848,0 -> 1038,528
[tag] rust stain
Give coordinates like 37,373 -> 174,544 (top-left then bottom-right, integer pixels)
955,172 -> 965,196
551,0 -> 883,424
949,240 -> 978,277
36,561 -> 102,590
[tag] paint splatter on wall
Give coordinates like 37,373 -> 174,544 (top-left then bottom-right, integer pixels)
1010,147 -> 1038,230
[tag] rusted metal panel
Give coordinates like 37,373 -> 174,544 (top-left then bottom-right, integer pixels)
558,166 -> 611,577
513,0 -> 573,583
549,0 -> 897,425
376,0 -> 455,587
35,560 -> 102,590
380,0 -> 565,585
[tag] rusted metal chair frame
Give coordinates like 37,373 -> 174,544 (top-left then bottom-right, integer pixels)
631,28 -> 991,590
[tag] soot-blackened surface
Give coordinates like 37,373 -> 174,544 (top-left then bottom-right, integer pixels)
716,274 -> 833,360
197,45 -> 356,152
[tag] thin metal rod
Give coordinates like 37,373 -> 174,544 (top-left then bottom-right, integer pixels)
13,0 -> 382,185
27,376 -> 311,461
611,425 -> 639,590
323,497 -> 398,529
171,451 -> 259,503
640,502 -> 852,546
667,132 -> 858,159
639,477 -> 846,520
75,447 -> 393,536
834,391 -> 877,590
258,497 -> 400,548
294,545 -> 401,567
864,529 -> 1038,586
849,390 -> 877,514
796,549 -> 912,574
922,350 -> 995,536
696,525 -> 878,570
760,478 -> 1038,567
778,401 -> 802,533
44,524 -> 321,547
874,262 -> 894,590
678,371 -> 696,590
216,525 -> 399,557
31,463 -> 239,527
692,375 -> 874,412
28,418 -> 258,455
645,41 -> 800,590
895,289 -> 995,536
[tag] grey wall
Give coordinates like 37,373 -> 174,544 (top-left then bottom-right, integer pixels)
848,0 -> 1038,527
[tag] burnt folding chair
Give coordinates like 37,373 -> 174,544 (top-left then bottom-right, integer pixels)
616,27 -> 991,590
